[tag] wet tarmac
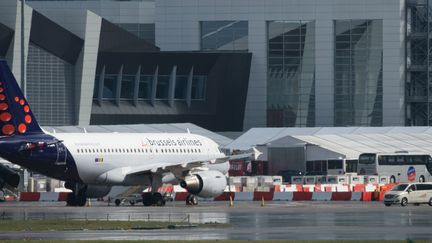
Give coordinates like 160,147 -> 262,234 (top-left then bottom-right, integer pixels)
0,201 -> 431,240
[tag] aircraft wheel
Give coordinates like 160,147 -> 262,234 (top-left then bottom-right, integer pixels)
76,194 -> 87,207
186,194 -> 198,206
66,193 -> 77,206
153,193 -> 165,206
142,192 -> 153,206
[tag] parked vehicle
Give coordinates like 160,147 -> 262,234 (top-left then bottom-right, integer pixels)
358,152 -> 432,183
383,183 -> 432,207
113,191 -> 174,206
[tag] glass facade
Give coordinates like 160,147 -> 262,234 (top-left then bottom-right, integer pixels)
102,74 -> 117,100
93,68 -> 206,103
174,75 -> 188,100
406,1 -> 432,125
120,74 -> 135,100
26,43 -> 76,126
156,75 -> 169,100
138,75 -> 152,100
334,20 -> 383,126
267,20 -> 315,127
200,21 -> 248,51
117,23 -> 155,45
191,76 -> 206,100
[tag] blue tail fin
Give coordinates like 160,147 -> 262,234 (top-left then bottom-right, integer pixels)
0,59 -> 43,136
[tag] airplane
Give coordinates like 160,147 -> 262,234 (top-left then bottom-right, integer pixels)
0,59 -> 260,206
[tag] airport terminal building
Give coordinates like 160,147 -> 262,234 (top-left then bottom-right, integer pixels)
0,0 -> 429,131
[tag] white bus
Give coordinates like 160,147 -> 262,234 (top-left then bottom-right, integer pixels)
357,152 -> 432,183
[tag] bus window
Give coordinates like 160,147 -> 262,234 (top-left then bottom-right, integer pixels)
396,156 -> 405,165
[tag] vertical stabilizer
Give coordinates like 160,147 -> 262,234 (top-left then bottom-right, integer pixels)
0,59 -> 43,136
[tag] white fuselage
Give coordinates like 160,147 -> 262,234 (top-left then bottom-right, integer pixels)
52,132 -> 225,185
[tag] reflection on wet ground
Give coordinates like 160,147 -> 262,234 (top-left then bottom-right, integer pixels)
0,201 -> 431,240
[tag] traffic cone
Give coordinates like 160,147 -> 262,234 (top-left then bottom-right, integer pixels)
229,194 -> 234,207
261,196 -> 265,207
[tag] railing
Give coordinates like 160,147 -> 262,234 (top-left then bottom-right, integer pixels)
0,211 -> 195,224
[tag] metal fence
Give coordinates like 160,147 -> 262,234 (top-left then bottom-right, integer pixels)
0,211 -> 196,224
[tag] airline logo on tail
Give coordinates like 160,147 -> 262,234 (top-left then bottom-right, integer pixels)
0,59 -> 42,136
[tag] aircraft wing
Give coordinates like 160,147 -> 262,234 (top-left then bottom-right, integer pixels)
97,147 -> 262,184
125,147 -> 262,177
126,159 -> 208,176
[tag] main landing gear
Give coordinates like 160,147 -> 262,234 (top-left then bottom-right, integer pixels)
186,194 -> 198,206
65,182 -> 87,207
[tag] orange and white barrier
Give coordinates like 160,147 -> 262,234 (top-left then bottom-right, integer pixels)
19,192 -> 69,202
16,184 -> 396,202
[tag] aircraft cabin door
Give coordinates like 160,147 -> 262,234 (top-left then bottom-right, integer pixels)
56,143 -> 67,165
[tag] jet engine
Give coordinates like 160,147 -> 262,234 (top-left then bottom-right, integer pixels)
0,164 -> 20,188
85,185 -> 112,198
180,170 -> 227,198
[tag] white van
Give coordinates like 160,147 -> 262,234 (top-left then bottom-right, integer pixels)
383,183 -> 432,207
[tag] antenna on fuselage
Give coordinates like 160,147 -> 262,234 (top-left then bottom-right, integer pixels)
83,128 -> 87,133
187,128 -> 190,134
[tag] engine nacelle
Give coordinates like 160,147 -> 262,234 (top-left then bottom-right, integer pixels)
85,185 -> 112,198
0,164 -> 20,188
180,170 -> 227,198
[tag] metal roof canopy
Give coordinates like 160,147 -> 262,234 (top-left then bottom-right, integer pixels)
225,126 -> 432,159
42,123 -> 233,147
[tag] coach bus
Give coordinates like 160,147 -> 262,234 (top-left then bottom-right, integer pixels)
357,152 -> 432,183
